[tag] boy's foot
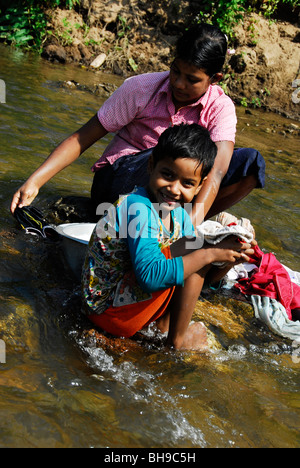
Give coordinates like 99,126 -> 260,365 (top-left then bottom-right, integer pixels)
181,322 -> 209,351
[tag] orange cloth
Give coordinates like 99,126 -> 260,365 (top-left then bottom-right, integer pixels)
88,247 -> 175,337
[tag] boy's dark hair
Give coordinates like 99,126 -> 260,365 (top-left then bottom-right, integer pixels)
152,124 -> 217,181
175,23 -> 227,77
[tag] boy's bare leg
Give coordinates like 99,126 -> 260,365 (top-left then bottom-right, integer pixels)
164,266 -> 209,350
155,311 -> 170,334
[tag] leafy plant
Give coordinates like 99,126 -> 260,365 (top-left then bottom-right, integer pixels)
195,0 -> 299,41
117,15 -> 131,40
50,0 -> 80,9
0,0 -> 80,52
195,0 -> 246,40
128,57 -> 138,72
240,97 -> 249,107
0,2 -> 47,51
251,96 -> 262,107
247,0 -> 299,17
53,16 -> 74,46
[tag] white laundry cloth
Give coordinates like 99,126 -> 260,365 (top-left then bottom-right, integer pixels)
222,262 -> 258,288
197,220 -> 254,245
216,212 -> 256,236
196,220 -> 254,267
251,295 -> 300,341
222,261 -> 300,289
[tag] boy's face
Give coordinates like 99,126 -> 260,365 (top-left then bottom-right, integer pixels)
170,59 -> 222,107
148,156 -> 203,211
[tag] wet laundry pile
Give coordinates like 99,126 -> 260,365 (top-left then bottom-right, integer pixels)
198,213 -> 300,340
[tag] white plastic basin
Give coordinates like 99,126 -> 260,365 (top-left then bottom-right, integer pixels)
55,223 -> 96,278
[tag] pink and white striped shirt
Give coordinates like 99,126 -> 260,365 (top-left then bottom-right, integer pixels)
93,71 -> 237,171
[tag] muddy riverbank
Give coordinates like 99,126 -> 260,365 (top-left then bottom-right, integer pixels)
39,2 -> 300,119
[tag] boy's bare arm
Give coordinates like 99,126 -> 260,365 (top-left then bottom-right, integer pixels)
11,114 -> 107,213
191,141 -> 234,226
171,236 -> 255,280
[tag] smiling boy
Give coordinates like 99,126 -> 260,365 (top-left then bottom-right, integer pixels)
82,124 -> 254,350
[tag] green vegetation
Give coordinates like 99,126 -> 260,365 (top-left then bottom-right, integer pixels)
195,0 -> 299,40
247,0 -> 299,18
0,0 -> 298,52
196,0 -> 246,39
0,0 -> 79,51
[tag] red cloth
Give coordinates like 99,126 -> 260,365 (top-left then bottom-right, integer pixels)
235,244 -> 300,321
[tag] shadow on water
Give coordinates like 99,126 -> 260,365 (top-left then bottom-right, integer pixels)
0,44 -> 299,448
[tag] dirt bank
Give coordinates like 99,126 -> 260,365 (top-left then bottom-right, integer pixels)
42,1 -> 300,119
228,14 -> 300,119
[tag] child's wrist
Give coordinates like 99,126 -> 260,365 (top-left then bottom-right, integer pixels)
203,245 -> 217,265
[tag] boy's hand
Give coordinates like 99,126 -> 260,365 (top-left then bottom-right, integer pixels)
205,238 -> 257,286
238,238 -> 257,263
11,180 -> 39,214
210,236 -> 256,266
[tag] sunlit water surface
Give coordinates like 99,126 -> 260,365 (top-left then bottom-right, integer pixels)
0,44 -> 299,448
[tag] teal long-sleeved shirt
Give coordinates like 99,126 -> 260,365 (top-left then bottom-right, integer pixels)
82,187 -> 195,313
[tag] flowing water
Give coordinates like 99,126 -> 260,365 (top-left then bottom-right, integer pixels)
0,44 -> 299,448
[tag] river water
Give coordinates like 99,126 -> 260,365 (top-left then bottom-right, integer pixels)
0,44 -> 299,448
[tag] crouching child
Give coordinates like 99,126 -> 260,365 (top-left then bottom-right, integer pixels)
82,124 -> 254,350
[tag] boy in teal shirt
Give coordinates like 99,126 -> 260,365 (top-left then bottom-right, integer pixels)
82,124 -> 254,350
